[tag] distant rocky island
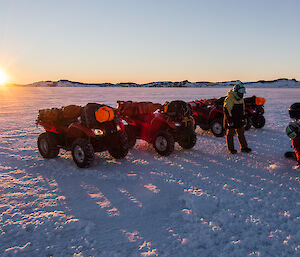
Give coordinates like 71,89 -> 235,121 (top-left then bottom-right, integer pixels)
16,78 -> 300,88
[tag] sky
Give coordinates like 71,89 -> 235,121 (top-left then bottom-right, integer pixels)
0,0 -> 300,84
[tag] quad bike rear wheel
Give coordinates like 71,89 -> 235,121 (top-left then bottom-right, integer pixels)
153,131 -> 175,156
178,129 -> 197,149
210,118 -> 225,137
71,138 -> 94,168
37,132 -> 59,159
252,115 -> 266,129
108,132 -> 129,159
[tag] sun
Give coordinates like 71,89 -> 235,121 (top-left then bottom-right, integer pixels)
0,70 -> 8,85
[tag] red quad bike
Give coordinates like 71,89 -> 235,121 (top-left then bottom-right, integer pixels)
117,100 -> 197,156
188,97 -> 226,137
244,96 -> 266,130
36,103 -> 129,168
189,95 -> 266,137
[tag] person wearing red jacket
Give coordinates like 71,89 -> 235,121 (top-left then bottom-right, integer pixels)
285,103 -> 300,167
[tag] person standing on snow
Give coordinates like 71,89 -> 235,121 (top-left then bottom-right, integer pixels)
285,103 -> 300,167
223,84 -> 252,154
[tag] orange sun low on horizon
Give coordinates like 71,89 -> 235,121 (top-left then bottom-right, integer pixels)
0,70 -> 8,85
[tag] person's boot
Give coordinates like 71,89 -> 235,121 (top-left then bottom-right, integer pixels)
293,161 -> 300,170
241,147 -> 252,153
284,151 -> 296,160
228,149 -> 237,154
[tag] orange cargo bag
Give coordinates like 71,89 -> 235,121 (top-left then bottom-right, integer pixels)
95,106 -> 115,123
255,97 -> 266,106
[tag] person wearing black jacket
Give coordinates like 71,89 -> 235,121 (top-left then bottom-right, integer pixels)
223,84 -> 252,154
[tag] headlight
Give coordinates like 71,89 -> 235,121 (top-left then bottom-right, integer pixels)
93,129 -> 104,136
174,122 -> 181,127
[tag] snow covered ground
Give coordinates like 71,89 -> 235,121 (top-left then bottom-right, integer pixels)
0,87 -> 299,257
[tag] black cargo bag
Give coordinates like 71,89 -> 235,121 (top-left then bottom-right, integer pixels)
165,100 -> 192,120
81,103 -> 101,127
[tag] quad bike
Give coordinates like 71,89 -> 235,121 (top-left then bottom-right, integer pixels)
36,104 -> 129,168
189,95 -> 266,137
188,97 -> 225,137
244,96 -> 266,130
117,100 -> 196,156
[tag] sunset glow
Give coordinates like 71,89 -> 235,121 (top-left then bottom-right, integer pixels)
0,2 -> 299,84
0,70 -> 8,85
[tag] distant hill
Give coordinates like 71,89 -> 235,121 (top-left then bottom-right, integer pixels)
21,78 -> 300,88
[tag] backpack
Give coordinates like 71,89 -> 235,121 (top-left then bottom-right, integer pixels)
244,96 -> 256,105
164,100 -> 191,120
286,121 -> 300,139
81,103 -> 115,127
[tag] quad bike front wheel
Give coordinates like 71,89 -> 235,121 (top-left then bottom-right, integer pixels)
210,118 -> 225,137
153,131 -> 175,156
37,132 -> 59,159
178,129 -> 197,149
125,125 -> 137,148
71,138 -> 95,168
108,132 -> 129,159
252,115 -> 266,129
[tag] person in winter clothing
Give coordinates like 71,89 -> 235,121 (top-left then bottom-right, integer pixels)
292,137 -> 300,165
223,84 -> 252,154
285,103 -> 300,166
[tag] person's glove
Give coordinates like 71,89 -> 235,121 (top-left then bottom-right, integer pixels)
227,117 -> 234,127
